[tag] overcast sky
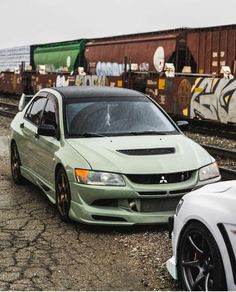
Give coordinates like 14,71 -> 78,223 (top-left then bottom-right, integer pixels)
1,0 -> 236,49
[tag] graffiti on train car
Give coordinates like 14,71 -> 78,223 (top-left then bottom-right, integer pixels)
96,62 -> 124,76
54,74 -> 109,87
75,75 -> 108,86
145,76 -> 236,124
177,79 -> 192,116
190,78 -> 236,123
0,69 -> 236,124
94,62 -> 150,76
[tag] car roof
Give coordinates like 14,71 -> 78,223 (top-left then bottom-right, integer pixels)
52,86 -> 146,99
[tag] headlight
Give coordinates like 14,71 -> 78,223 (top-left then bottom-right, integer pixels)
199,162 -> 220,181
75,169 -> 125,186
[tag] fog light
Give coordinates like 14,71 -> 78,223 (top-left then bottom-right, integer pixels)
129,200 -> 137,211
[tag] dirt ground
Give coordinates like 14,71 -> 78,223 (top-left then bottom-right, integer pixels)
0,116 -> 179,291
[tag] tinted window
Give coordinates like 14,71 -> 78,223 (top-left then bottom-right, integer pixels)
65,96 -> 178,137
41,97 -> 57,128
25,97 -> 47,125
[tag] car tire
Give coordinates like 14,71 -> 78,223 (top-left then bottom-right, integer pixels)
178,221 -> 227,291
55,167 -> 71,222
11,142 -> 25,185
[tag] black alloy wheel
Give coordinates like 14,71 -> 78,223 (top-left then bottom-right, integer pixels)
11,142 -> 24,184
178,221 -> 226,291
56,167 -> 71,222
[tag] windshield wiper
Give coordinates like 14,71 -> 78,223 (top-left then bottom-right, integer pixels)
77,132 -> 106,137
127,130 -> 171,136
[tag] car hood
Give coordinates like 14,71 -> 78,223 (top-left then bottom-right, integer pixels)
186,180 -> 236,198
67,134 -> 213,174
183,181 -> 236,220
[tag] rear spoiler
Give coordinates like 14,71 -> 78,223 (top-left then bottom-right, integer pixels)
18,93 -> 34,111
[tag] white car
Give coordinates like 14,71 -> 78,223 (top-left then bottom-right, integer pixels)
166,180 -> 236,291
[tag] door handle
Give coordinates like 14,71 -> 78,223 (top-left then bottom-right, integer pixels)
34,133 -> 39,139
20,123 -> 24,129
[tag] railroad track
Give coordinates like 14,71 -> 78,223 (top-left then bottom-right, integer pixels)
220,167 -> 236,180
0,101 -> 18,118
171,114 -> 236,140
201,144 -> 236,160
201,144 -> 236,180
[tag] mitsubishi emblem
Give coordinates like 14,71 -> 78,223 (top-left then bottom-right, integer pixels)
160,176 -> 167,183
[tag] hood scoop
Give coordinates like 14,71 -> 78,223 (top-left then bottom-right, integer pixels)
117,147 -> 176,156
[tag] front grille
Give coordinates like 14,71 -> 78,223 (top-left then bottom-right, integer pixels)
138,188 -> 193,196
138,191 -> 167,196
126,171 -> 193,184
117,147 -> 175,156
140,197 -> 182,212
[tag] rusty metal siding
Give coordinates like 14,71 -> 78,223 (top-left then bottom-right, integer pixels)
219,30 -> 228,68
186,32 -> 200,72
227,29 -> 236,71
199,32 -> 206,73
0,72 -> 22,95
211,30 -> 220,74
85,34 -> 178,72
187,26 -> 236,75
205,32 -> 212,74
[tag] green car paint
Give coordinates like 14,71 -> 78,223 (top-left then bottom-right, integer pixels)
9,87 -> 221,225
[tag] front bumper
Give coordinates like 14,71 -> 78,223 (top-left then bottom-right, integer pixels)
69,182 -> 180,225
68,172 -> 202,225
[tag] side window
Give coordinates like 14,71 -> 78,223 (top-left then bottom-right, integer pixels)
41,97 -> 58,128
25,97 -> 47,125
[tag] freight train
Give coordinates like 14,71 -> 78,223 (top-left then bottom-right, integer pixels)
0,24 -> 236,124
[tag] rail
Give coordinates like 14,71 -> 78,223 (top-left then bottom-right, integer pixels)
201,144 -> 236,160
201,144 -> 236,180
171,114 -> 236,140
0,101 -> 18,118
220,167 -> 236,180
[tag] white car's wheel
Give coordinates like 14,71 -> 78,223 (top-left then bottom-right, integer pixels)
178,221 -> 226,291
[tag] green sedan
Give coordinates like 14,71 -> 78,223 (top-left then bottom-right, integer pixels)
9,86 -> 221,225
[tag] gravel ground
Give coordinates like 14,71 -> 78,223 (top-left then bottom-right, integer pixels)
0,155 -> 179,291
186,132 -> 236,151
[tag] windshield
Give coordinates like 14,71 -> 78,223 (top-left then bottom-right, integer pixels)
64,96 -> 178,137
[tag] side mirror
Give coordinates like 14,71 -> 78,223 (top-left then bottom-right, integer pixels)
38,124 -> 57,137
176,120 -> 189,131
